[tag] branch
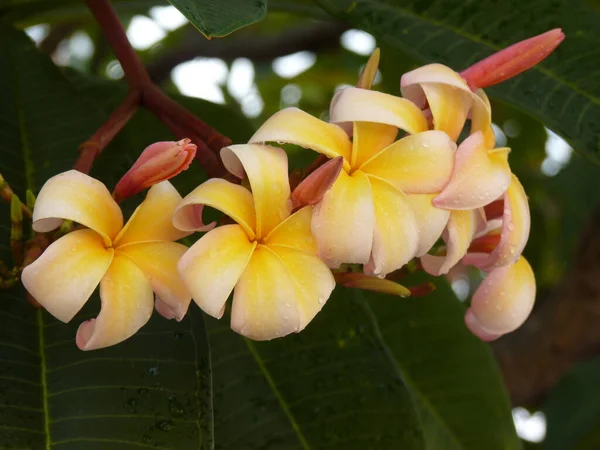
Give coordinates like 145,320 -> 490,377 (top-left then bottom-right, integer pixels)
147,22 -> 349,84
493,204 -> 600,405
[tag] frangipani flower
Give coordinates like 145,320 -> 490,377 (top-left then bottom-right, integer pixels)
172,144 -> 335,341
249,103 -> 456,278
21,170 -> 192,350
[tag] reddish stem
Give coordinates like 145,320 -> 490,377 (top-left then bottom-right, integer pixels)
85,0 -> 151,89
74,89 -> 141,174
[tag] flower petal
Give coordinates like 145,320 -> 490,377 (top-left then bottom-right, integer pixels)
32,170 -> 123,244
464,175 -> 530,270
21,229 -> 113,322
268,245 -> 335,330
421,209 -> 479,276
351,121 -> 398,168
330,87 -> 428,135
360,130 -> 456,193
230,245 -> 302,340
471,90 -> 496,148
312,170 -> 375,268
173,178 -> 255,239
249,108 -> 352,166
76,254 -> 154,350
433,132 -> 511,210
357,48 -> 380,90
405,194 -> 451,257
401,63 -> 471,108
117,242 -> 191,321
114,181 -> 191,246
465,256 -> 535,340
420,83 -> 471,142
264,206 -> 317,254
364,176 -> 419,277
221,144 -> 292,238
177,225 -> 256,319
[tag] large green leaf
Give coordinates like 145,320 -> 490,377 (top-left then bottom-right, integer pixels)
0,24 -> 214,449
316,0 -> 600,164
167,0 -> 267,38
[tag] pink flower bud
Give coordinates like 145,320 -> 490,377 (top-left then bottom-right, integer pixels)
113,138 -> 196,202
460,29 -> 564,90
291,156 -> 344,209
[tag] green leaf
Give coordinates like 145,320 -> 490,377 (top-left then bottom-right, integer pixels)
0,24 -> 214,449
208,274 -> 518,450
315,0 -> 600,164
167,0 -> 267,38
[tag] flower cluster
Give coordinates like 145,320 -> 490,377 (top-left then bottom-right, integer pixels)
20,34 -> 561,349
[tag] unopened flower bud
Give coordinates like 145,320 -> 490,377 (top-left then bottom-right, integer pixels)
335,272 -> 411,297
113,138 -> 196,202
292,156 -> 343,209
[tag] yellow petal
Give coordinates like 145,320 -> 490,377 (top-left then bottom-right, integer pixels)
173,178 -> 256,239
268,245 -> 335,330
114,181 -> 191,247
312,170 -> 375,268
421,209 -> 479,276
230,245 -> 302,340
434,132 -> 511,210
364,176 -> 419,277
405,194 -> 451,257
117,242 -> 191,321
264,206 -> 317,254
177,225 -> 256,319
221,144 -> 292,238
360,130 -> 456,194
400,63 -> 471,109
330,87 -> 428,135
351,121 -> 398,169
465,256 -> 535,340
357,48 -> 380,89
471,90 -> 496,148
32,170 -> 123,244
76,254 -> 154,350
249,108 -> 352,167
21,229 -> 113,322
420,83 -> 471,142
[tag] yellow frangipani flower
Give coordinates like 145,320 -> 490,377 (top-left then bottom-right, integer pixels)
249,100 -> 457,278
172,144 -> 335,341
21,170 -> 192,350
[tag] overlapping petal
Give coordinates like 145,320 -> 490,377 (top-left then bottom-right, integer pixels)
421,209 -> 480,276
249,108 -> 352,166
221,144 -> 291,238
359,130 -> 456,194
76,254 -> 154,350
268,245 -> 335,330
330,87 -> 428,135
21,229 -> 114,322
465,256 -> 536,341
264,206 -> 317,254
32,170 -> 123,244
405,194 -> 451,257
173,178 -> 256,238
351,121 -> 398,168
230,245 -> 302,340
114,181 -> 191,247
117,242 -> 191,321
177,225 -> 256,319
433,132 -> 511,210
364,176 -> 419,277
312,170 -> 374,268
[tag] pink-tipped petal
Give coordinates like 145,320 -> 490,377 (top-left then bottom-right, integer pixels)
221,144 -> 292,238
329,87 -> 428,135
421,209 -> 479,276
401,63 -> 471,107
364,176 -> 419,278
117,242 -> 191,321
21,229 -> 114,322
155,296 -> 181,321
114,181 -> 191,247
77,254 -> 154,350
433,132 -> 511,210
405,194 -> 451,257
178,225 -> 256,319
173,178 -> 255,238
460,29 -> 565,90
249,108 -> 352,166
32,170 -> 123,244
360,130 -> 456,194
464,310 -> 503,342
468,256 -> 536,338
311,170 -> 375,268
